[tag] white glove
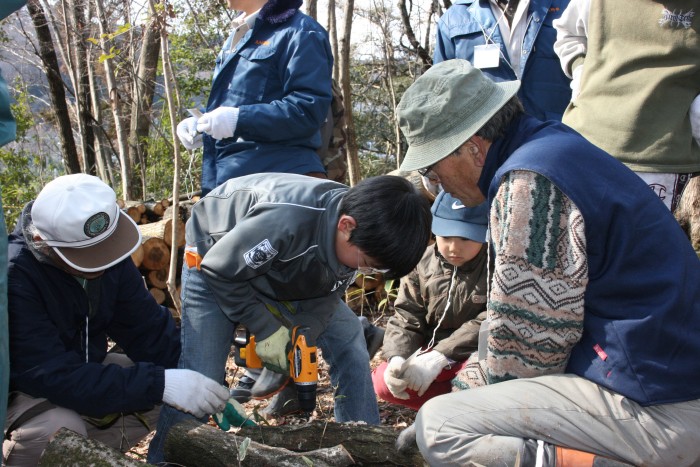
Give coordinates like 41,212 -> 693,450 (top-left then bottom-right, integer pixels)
383,356 -> 409,400
176,117 -> 203,150
196,106 -> 239,140
402,350 -> 448,396
163,369 -> 229,418
570,65 -> 583,101
690,94 -> 700,146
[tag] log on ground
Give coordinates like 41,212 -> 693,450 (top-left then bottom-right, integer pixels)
236,420 -> 423,466
38,427 -> 151,467
166,420 -> 355,467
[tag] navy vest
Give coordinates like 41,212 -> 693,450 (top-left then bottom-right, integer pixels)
484,115 -> 700,405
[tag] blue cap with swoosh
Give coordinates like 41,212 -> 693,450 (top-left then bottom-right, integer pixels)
430,191 -> 488,242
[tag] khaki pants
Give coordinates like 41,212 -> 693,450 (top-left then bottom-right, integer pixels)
3,354 -> 160,467
416,374 -> 700,466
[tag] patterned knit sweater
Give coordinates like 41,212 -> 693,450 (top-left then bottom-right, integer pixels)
453,170 -> 588,389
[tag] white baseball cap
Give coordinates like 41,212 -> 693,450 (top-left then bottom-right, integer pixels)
31,174 -> 142,272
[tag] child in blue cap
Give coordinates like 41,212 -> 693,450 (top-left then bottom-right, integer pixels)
371,190 -> 490,409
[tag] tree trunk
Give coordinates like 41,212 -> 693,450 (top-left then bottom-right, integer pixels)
26,0 -> 81,174
70,0 -> 97,175
94,0 -> 133,199
398,0 -> 433,67
327,0 -> 339,80
306,0 -> 318,20
339,0 -> 361,186
155,0 -> 183,316
128,0 -> 161,200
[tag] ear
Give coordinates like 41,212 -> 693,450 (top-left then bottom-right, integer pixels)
470,136 -> 488,167
337,214 -> 357,239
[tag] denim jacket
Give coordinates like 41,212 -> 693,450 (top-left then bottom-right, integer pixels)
434,0 -> 571,120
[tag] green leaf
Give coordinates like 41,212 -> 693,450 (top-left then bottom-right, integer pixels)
238,437 -> 251,462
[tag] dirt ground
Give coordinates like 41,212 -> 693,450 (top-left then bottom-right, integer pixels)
125,288 -> 417,463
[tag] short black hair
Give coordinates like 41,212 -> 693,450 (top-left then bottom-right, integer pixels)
340,175 -> 432,278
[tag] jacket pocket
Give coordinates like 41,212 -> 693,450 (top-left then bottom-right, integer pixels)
230,45 -> 277,102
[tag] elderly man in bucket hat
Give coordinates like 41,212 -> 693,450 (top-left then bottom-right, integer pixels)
3,174 -> 236,466
395,59 -> 700,466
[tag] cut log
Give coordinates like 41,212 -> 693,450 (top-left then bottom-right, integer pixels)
144,199 -> 165,218
138,218 -> 185,248
140,237 -> 170,271
235,420 -> 423,466
149,287 -> 166,305
166,420 -> 356,466
38,427 -> 150,466
131,244 -> 144,268
146,268 -> 168,289
124,206 -> 141,224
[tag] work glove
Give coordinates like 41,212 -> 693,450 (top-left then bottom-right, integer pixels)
383,356 -> 409,400
690,94 -> 700,146
213,397 -> 256,431
163,369 -> 229,418
402,350 -> 448,396
255,326 -> 291,374
570,65 -> 583,101
196,106 -> 239,140
176,117 -> 203,150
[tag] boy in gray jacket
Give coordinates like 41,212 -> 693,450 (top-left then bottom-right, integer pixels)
148,172 -> 431,463
373,191 -> 489,409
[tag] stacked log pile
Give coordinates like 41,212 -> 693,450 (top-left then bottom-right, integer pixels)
119,198 -> 195,319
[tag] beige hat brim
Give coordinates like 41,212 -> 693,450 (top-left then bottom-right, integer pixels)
52,210 -> 142,273
399,79 -> 521,172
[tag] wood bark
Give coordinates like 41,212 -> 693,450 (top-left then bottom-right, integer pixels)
94,0 -> 133,199
326,0 -> 339,80
128,0 -> 161,200
339,0 -> 360,186
235,420 -> 424,466
38,427 -> 150,466
26,0 -> 81,174
155,0 -> 183,316
165,420 -> 382,466
68,0 -> 97,175
398,0 -> 432,67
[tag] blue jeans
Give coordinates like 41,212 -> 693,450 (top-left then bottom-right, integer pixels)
148,265 -> 379,464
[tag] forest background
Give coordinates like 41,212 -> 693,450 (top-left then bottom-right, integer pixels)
0,0 -> 447,228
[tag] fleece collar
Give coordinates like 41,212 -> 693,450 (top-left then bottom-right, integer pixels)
259,0 -> 302,24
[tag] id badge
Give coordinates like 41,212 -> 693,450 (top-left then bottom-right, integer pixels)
473,43 -> 501,69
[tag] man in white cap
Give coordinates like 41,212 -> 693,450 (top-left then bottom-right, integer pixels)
3,174 -> 235,466
395,59 -> 700,466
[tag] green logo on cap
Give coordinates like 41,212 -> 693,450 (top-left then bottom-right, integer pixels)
84,212 -> 110,238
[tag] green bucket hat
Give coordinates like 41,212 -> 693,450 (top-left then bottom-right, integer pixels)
397,59 -> 521,172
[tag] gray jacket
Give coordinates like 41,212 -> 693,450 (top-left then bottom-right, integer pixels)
186,173 -> 356,340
